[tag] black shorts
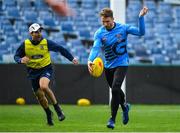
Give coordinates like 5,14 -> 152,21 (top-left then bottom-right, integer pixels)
28,65 -> 53,92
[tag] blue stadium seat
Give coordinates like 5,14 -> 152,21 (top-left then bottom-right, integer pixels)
2,24 -> 14,33
61,22 -> 74,33
0,1 -> 4,15
17,25 -> 29,39
38,10 -> 53,20
17,0 -> 32,8
2,0 -> 16,7
34,0 -> 49,10
2,53 -> 15,63
134,45 -> 149,57
174,34 -> 180,44
23,11 -> 38,24
5,37 -> 18,45
14,20 -> 27,29
21,33 -> 30,40
73,15 -> 85,22
6,7 -> 21,20
50,32 -> 64,38
152,54 -> 170,64
43,17 -> 57,28
97,0 -> 110,11
171,60 -> 180,65
81,0 -> 96,10
157,2 -> 172,13
69,39 -> 83,47
50,52 -> 61,63
53,38 -> 67,47
144,0 -> 156,10
77,29 -> 91,39
0,43 -> 11,53
0,0 -> 179,65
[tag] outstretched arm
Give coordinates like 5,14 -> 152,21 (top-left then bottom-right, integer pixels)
47,40 -> 78,64
126,6 -> 148,36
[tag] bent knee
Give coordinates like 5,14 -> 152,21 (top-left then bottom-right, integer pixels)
35,93 -> 45,102
40,85 -> 49,91
38,96 -> 46,102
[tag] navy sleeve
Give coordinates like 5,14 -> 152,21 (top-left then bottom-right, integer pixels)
14,42 -> 25,64
47,39 -> 74,61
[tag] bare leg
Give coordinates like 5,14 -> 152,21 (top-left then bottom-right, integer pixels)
34,89 -> 49,108
34,88 -> 53,126
39,77 -> 57,104
39,77 -> 65,121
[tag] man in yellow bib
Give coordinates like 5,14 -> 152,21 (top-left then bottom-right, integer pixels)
14,23 -> 78,126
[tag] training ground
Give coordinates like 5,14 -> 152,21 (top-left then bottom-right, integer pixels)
0,105 -> 180,132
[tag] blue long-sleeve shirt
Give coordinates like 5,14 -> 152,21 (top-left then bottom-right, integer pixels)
88,16 -> 145,68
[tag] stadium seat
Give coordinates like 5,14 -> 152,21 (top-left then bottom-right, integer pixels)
61,22 -> 74,33
17,0 -> 32,8
42,17 -> 60,32
77,29 -> 91,40
2,0 -> 16,7
2,54 -> 15,63
1,0 -> 180,65
34,0 -> 49,10
152,54 -> 170,64
6,7 -> 21,20
0,1 -> 4,15
173,34 -> 180,44
23,10 -> 38,24
81,0 -> 96,10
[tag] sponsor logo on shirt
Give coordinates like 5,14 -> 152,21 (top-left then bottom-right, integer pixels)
40,45 -> 44,50
31,55 -> 43,59
116,34 -> 121,38
102,37 -> 107,43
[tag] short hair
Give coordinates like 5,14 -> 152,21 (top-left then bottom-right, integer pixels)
100,8 -> 113,18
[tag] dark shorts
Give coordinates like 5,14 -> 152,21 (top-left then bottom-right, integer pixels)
28,65 -> 53,92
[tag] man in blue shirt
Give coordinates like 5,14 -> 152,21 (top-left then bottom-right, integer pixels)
14,23 -> 78,126
88,7 -> 148,129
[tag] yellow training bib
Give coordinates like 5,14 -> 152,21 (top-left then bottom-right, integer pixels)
25,39 -> 51,69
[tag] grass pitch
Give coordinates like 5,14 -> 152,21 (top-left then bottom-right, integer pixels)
0,105 -> 180,132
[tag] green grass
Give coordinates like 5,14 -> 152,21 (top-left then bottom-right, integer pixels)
0,105 -> 180,132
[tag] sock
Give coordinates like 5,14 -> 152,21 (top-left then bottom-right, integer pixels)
44,107 -> 51,116
53,103 -> 63,115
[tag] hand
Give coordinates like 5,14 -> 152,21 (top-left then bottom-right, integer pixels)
21,56 -> 30,64
87,60 -> 94,74
72,58 -> 79,65
139,6 -> 148,17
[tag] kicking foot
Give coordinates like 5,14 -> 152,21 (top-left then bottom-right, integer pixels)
107,118 -> 115,129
